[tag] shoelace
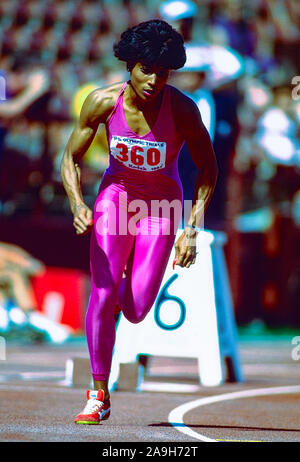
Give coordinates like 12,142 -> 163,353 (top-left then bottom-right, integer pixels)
82,398 -> 104,415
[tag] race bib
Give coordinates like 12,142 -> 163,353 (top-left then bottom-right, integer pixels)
110,135 -> 166,172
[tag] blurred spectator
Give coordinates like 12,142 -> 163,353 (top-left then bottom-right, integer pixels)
0,242 -> 71,343
159,0 -> 198,42
0,52 -> 52,215
208,0 -> 256,57
225,71 -> 300,325
233,77 -> 300,212
265,0 -> 300,73
0,53 -> 50,162
0,242 -> 45,314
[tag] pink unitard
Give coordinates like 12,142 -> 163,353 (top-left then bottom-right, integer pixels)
86,82 -> 185,380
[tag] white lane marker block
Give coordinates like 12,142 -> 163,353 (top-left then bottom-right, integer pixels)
65,357 -> 92,388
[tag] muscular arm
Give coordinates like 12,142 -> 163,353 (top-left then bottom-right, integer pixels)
172,88 -> 218,267
174,89 -> 218,229
60,87 -> 118,235
61,89 -> 107,213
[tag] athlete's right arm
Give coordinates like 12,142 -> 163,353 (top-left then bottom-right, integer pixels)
60,88 -> 114,234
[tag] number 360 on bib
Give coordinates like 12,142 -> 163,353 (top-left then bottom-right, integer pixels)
110,135 -> 166,172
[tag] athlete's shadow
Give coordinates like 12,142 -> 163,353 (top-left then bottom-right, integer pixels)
149,422 -> 300,432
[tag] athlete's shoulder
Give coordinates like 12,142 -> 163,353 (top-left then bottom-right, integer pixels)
168,85 -> 201,133
168,85 -> 199,113
81,82 -> 125,125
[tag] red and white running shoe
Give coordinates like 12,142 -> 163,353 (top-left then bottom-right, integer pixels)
74,390 -> 111,425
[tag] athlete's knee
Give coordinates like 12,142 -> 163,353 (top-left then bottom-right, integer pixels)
122,301 -> 152,324
87,286 -> 116,316
126,311 -> 147,324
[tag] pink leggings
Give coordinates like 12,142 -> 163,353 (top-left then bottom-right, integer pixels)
85,184 -> 181,381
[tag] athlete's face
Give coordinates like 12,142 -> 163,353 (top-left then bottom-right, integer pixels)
130,62 -> 170,102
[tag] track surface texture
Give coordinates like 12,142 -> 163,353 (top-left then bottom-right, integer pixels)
1,332 -> 300,444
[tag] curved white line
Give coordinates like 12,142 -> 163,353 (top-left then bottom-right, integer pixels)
168,385 -> 300,442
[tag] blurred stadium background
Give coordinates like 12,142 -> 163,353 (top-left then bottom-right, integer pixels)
0,0 -> 299,342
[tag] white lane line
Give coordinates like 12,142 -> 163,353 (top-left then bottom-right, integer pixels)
168,385 -> 300,442
20,371 -> 65,379
140,381 -> 200,393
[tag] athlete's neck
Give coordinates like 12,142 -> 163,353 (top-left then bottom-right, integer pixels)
125,81 -> 163,112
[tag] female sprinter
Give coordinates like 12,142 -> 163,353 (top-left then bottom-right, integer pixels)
60,19 -> 218,424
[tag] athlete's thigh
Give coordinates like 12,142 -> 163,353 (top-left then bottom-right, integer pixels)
125,214 -> 177,306
91,185 -> 134,287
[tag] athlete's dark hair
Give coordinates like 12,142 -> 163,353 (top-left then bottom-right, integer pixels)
113,19 -> 186,71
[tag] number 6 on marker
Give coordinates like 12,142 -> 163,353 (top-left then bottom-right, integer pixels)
154,274 -> 186,331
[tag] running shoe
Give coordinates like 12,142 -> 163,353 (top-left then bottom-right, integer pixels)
74,389 -> 111,425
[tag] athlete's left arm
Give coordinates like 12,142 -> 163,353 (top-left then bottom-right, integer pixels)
172,89 -> 218,268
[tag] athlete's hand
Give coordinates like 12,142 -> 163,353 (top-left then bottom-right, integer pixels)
73,203 -> 93,235
173,230 -> 197,269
